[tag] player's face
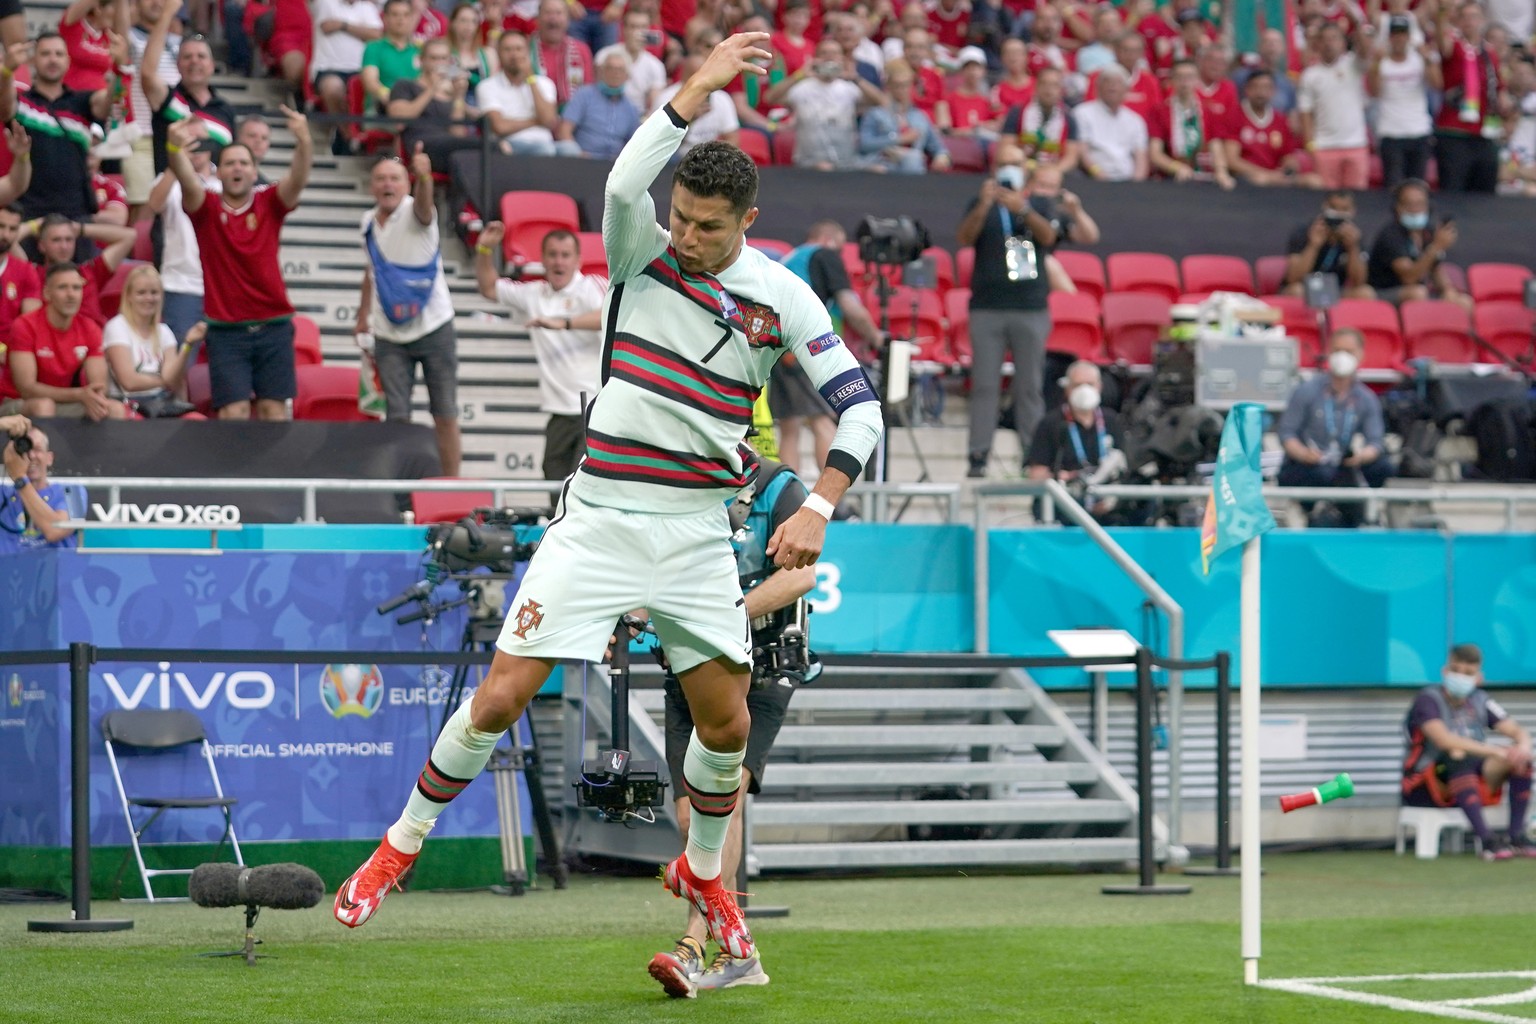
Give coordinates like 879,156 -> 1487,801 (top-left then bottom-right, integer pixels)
669,186 -> 757,276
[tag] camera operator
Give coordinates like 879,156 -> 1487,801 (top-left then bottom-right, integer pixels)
1282,191 -> 1374,299
1025,360 -> 1134,522
1366,178 -> 1472,311
957,141 -> 1063,479
1,422 -> 79,553
649,456 -> 818,994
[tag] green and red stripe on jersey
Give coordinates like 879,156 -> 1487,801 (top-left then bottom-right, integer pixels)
582,429 -> 750,490
415,757 -> 475,804
608,332 -> 757,426
640,248 -> 732,321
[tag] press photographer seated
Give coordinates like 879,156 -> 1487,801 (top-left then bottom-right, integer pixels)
1026,360 -> 1129,520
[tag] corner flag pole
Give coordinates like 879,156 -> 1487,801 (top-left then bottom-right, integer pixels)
1239,536 -> 1261,985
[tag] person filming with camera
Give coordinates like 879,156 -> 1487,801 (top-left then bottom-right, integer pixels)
1281,191 -> 1374,300
957,141 -> 1062,479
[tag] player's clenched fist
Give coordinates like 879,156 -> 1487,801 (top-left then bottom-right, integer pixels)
765,508 -> 827,570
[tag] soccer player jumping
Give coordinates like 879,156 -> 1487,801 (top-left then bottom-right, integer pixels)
335,31 -> 883,972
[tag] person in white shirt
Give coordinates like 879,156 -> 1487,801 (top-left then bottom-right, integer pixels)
474,221 -> 606,481
1073,65 -> 1149,181
831,9 -> 884,74
1297,21 -> 1371,190
1075,8 -> 1124,78
355,147 -> 461,475
125,0 -> 179,214
312,0 -> 383,154
102,264 -> 197,402
764,38 -> 885,170
1368,15 -> 1439,188
145,145 -> 220,343
476,31 -> 579,156
654,54 -> 740,153
597,8 -> 666,115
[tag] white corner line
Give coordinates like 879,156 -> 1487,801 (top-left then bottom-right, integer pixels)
1255,973 -> 1536,1024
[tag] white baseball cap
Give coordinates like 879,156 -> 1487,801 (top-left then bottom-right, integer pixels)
957,45 -> 988,67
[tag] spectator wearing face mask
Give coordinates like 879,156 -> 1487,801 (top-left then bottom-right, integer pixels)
1026,360 -> 1125,484
1403,643 -> 1536,861
1366,178 -> 1472,311
1276,327 -> 1390,527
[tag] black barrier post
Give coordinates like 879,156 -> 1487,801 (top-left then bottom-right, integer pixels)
28,644 -> 134,933
1103,647 -> 1191,896
1186,650 -> 1238,877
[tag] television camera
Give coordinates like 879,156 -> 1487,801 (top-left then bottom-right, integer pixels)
376,507 -> 544,626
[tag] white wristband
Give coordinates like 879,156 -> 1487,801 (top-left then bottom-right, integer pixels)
802,493 -> 835,520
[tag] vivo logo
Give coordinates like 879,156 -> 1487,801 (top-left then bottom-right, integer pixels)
103,662 -> 276,710
91,503 -> 242,525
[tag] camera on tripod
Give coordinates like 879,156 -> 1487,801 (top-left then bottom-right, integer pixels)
856,215 -> 929,267
377,507 -> 545,626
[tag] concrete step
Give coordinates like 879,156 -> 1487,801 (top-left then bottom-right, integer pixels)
752,798 -> 1134,827
753,837 -> 1142,870
759,761 -> 1100,790
772,724 -> 1064,751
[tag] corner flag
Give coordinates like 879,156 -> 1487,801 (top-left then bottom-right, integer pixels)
1200,403 -> 1275,574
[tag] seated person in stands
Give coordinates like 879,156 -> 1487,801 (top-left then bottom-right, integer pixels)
1000,67 -> 1080,173
0,422 -> 79,553
1282,191 -> 1373,298
389,38 -> 483,173
477,31 -> 576,156
1276,327 -> 1390,527
938,46 -> 1002,138
556,48 -> 641,159
103,265 -> 198,410
311,0 -> 384,155
1365,178 -> 1473,311
1146,59 -> 1235,189
857,59 -> 951,174
1222,71 -> 1322,188
1026,360 -> 1126,499
361,0 -> 421,110
1073,65 -> 1150,182
24,214 -> 138,328
764,38 -> 884,171
1403,643 -> 1536,860
0,264 -> 124,421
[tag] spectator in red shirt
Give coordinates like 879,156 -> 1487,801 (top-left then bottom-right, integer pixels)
1086,32 -> 1162,120
1147,58 -> 1235,187
166,105 -> 313,421
925,0 -> 971,55
59,0 -> 126,93
1433,0 -> 1503,193
1222,70 -> 1323,187
0,205 -> 42,353
1138,0 -> 1211,69
412,0 -> 449,42
900,28 -> 946,115
26,214 -> 137,328
773,0 -> 815,74
1195,43 -> 1239,124
0,263 -> 124,421
1026,5 -> 1069,78
938,45 -> 1000,136
531,0 -> 593,107
89,151 -> 130,226
0,123 -> 31,207
1000,65 -> 1080,172
993,37 -> 1033,110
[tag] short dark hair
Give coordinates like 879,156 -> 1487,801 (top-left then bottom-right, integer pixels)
673,141 -> 758,217
542,228 -> 579,253
39,213 -> 76,237
0,203 -> 21,220
33,30 -> 63,48
1325,189 -> 1353,204
44,261 -> 82,283
1450,642 -> 1483,666
382,0 -> 412,12
1244,68 -> 1273,86
218,142 -> 254,166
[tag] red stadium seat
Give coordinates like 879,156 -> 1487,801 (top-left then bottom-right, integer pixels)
944,135 -> 989,172
185,363 -> 213,416
1255,255 -> 1290,298
910,246 -> 955,294
1100,292 -> 1170,365
347,75 -> 400,155
1054,250 -> 1106,300
294,365 -> 368,421
498,191 -> 581,264
737,130 -> 772,166
573,231 -> 608,276
1180,254 -> 1254,297
1440,261 -> 1468,296
881,286 -> 947,359
1046,291 -> 1104,360
293,315 -> 323,366
1401,300 -> 1476,364
956,246 -> 974,289
1106,252 -> 1180,303
746,237 -> 792,260
1467,262 -> 1532,304
944,288 -> 971,366
97,259 -> 148,320
1329,298 -> 1405,372
1262,295 -> 1324,366
771,129 -> 796,166
1472,302 -> 1536,366
131,219 -> 155,262
411,480 -> 496,525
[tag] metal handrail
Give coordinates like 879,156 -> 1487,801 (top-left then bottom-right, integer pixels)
55,476 -> 964,524
971,479 -> 1188,847
1084,482 -> 1536,530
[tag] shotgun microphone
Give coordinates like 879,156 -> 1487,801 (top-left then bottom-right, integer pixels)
189,863 -> 325,910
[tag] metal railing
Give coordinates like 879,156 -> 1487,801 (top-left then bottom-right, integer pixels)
56,476 -> 964,525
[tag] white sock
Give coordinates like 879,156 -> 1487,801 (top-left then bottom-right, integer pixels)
386,702 -> 501,855
681,731 -> 744,881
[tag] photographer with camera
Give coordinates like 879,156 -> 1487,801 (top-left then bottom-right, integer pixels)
1025,360 -> 1131,521
957,141 -> 1062,479
649,457 -> 818,995
1282,191 -> 1374,299
1366,178 -> 1472,311
1,421 -> 79,553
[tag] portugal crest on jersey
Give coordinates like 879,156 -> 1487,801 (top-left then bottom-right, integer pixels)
735,298 -> 784,349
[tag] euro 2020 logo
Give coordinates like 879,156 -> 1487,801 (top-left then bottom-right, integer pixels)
319,664 -> 384,719
7,674 -> 20,708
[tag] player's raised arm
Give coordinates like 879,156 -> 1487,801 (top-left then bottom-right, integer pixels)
602,32 -> 771,283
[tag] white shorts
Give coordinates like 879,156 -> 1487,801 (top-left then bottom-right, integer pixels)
122,135 -> 156,205
495,488 -> 750,674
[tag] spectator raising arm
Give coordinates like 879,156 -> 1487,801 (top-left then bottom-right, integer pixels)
275,105 -> 312,209
139,0 -> 178,110
0,124 -> 29,205
165,119 -> 208,213
474,220 -> 507,299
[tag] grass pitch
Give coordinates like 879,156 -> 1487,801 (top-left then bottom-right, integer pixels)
7,851 -> 1536,1023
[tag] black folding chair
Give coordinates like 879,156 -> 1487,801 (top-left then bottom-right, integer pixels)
101,709 -> 244,902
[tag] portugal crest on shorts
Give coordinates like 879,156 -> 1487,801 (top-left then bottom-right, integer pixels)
735,298 -> 784,349
511,599 -> 544,639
